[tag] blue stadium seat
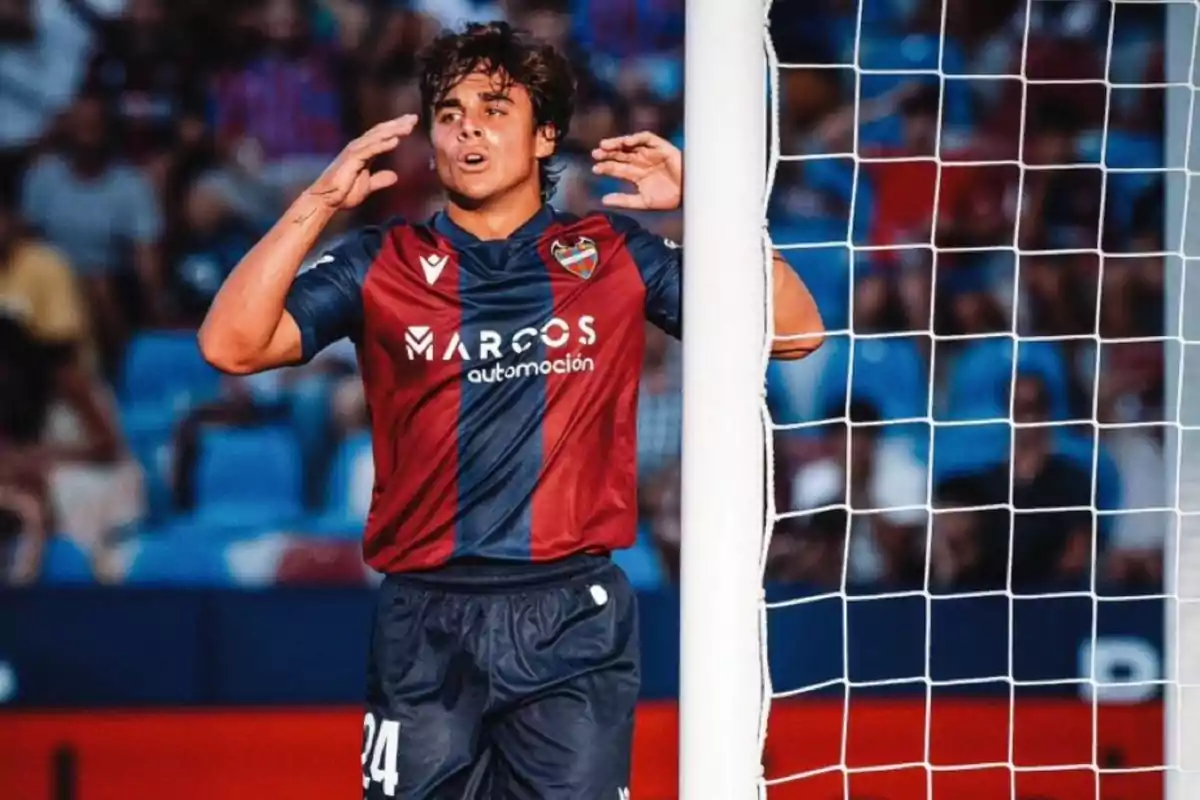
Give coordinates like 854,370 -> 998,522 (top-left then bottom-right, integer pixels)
151,516 -> 279,542
191,425 -> 304,528
1077,130 -> 1162,233
943,338 -> 1072,421
794,159 -> 876,244
38,536 -> 94,584
124,434 -> 174,523
855,34 -> 971,142
122,537 -> 232,585
118,331 -> 221,417
817,335 -> 928,424
302,432 -> 373,538
766,346 -> 829,427
931,413 -> 1011,481
612,526 -> 667,591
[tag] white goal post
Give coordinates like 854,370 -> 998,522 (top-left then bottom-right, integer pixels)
678,0 -> 769,798
1167,3 -> 1200,798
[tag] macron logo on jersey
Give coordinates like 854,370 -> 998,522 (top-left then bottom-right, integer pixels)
403,316 -> 598,384
420,253 -> 448,285
404,326 -> 435,359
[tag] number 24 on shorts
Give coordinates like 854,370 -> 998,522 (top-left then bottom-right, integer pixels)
362,712 -> 400,796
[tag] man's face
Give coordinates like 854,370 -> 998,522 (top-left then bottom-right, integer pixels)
430,71 -> 555,207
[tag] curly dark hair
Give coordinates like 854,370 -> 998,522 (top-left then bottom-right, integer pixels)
418,21 -> 576,201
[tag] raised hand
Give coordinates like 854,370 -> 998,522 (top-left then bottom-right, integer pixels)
305,115 -> 418,210
591,131 -> 682,212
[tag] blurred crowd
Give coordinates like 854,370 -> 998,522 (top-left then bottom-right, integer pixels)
0,0 -> 1171,595
756,0 -> 1168,595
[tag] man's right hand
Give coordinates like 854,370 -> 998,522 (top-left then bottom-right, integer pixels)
304,115 -> 418,210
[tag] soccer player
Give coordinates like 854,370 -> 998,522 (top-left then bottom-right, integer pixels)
198,21 -> 824,800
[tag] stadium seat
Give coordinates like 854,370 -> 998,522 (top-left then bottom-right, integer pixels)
793,160 -> 876,245
931,412 -> 1011,481
286,373 -> 337,504
817,335 -> 928,424
38,536 -> 94,584
943,338 -> 1072,421
612,526 -> 667,591
118,330 -> 221,412
1076,130 -> 1162,233
767,343 -> 833,427
302,432 -> 373,538
124,434 -> 174,523
121,537 -> 232,586
190,425 -> 305,528
856,34 -> 971,139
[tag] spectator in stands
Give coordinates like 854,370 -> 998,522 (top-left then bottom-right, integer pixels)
19,90 -> 167,370
368,74 -> 443,222
203,0 -> 348,227
766,508 -> 847,588
172,179 -> 260,324
790,398 -> 927,588
0,312 -> 50,585
0,192 -> 89,355
811,82 -> 981,263
929,475 -> 1007,593
1020,105 -> 1102,253
82,0 -> 207,193
1097,351 -> 1166,589
572,0 -> 684,97
0,0 -> 1168,593
0,0 -> 37,194
1,187 -> 145,553
977,374 -> 1094,588
0,0 -> 100,197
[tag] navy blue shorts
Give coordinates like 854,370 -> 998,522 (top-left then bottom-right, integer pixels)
361,554 -> 640,800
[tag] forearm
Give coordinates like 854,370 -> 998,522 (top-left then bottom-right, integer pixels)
198,194 -> 335,371
770,252 -> 825,359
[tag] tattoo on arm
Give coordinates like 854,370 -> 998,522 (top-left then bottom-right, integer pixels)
291,207 -> 319,226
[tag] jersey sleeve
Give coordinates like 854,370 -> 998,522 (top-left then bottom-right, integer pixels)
607,213 -> 683,339
284,226 -> 386,362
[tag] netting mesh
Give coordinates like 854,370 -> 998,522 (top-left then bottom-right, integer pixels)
758,0 -> 1183,796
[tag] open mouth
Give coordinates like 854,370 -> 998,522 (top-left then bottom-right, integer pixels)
458,151 -> 489,172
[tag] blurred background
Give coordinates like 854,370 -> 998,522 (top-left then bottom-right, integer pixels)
0,0 -> 1173,798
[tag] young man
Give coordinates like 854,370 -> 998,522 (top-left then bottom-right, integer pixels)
199,21 -> 824,800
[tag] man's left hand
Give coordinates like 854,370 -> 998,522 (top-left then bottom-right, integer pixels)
591,131 -> 682,211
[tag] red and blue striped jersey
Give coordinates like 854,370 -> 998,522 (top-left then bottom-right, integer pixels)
284,205 -> 682,573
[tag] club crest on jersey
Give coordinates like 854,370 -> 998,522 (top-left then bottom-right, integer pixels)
551,237 -> 599,279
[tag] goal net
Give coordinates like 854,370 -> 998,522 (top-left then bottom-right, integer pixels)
751,0 -> 1190,797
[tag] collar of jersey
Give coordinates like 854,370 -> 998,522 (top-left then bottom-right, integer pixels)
432,204 -> 554,247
